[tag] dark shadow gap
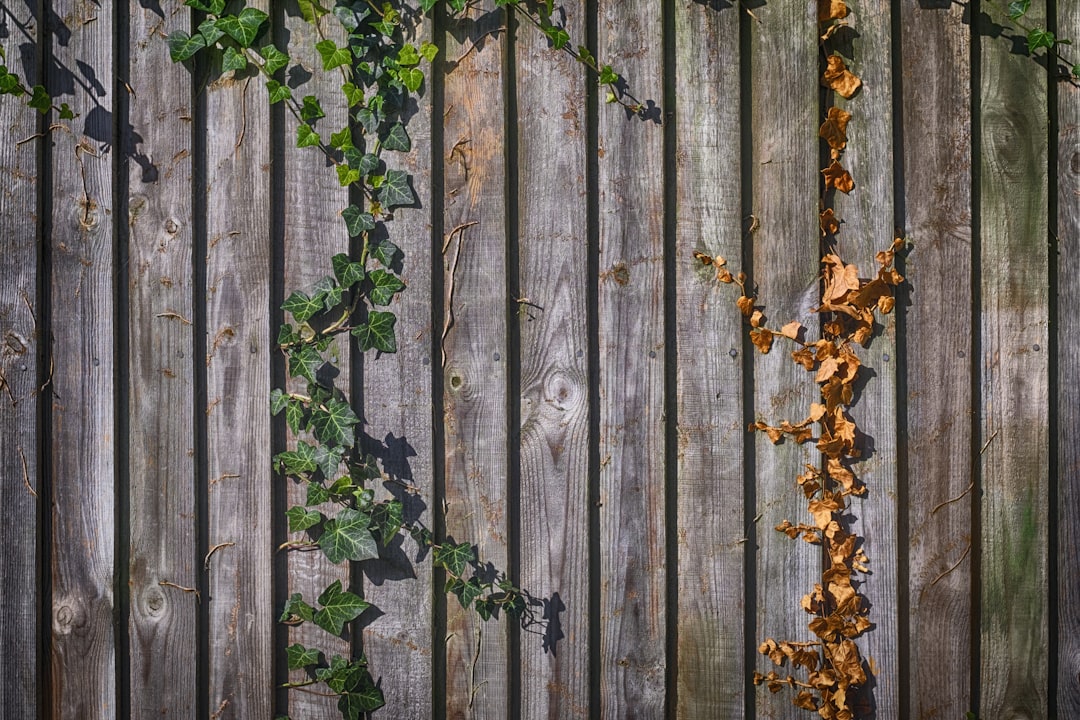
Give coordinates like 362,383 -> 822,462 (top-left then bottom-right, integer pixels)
36,0 -> 53,715
430,5 -> 449,719
584,0 -> 602,714
269,3 -> 290,715
502,5 -> 522,718
969,1 -> 984,714
660,0 -> 679,716
737,5 -> 756,718
890,1 -> 910,718
113,2 -> 132,718
1046,0 -> 1060,713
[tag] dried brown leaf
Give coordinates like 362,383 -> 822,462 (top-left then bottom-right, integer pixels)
822,55 -> 862,98
819,106 -> 852,150
820,207 -> 841,236
750,327 -> 774,354
823,160 -> 855,194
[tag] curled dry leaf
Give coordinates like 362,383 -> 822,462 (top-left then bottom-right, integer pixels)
736,295 -> 755,316
820,207 -> 841,236
822,54 -> 862,98
819,106 -> 852,151
780,320 -> 803,340
818,0 -> 848,22
822,160 -> 855,193
750,327 -> 774,354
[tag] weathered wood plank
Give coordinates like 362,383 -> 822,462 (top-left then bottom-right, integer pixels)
978,2 -> 1050,717
827,0 -> 898,714
747,2 -> 820,717
595,2 -> 666,717
126,2 -> 197,717
278,9 -> 351,718
204,2 -> 273,715
672,2 -> 743,717
441,3 -> 510,716
359,13 -> 435,719
0,4 -> 41,717
47,1 -> 117,716
1057,0 -> 1080,713
515,2 -> 590,717
899,2 -> 975,717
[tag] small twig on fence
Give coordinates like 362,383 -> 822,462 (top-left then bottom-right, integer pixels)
930,480 -> 975,516
19,447 -> 37,497
928,543 -> 971,588
979,429 -> 1000,455
210,472 -> 240,486
468,625 -> 486,709
156,311 -> 193,325
236,76 -> 250,150
204,541 -> 235,570
441,221 -> 477,366
277,540 -> 321,552
159,580 -> 201,601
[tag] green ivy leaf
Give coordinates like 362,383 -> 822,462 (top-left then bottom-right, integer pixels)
320,511 -> 380,565
301,95 -> 326,122
197,18 -> 225,45
280,593 -> 315,623
372,238 -> 399,268
1008,0 -> 1030,19
398,67 -> 423,93
367,269 -> 405,306
216,8 -> 268,47
58,103 -> 76,120
474,596 -> 496,621
310,275 -> 343,311
542,24 -> 570,50
166,31 -> 207,63
1027,27 -> 1056,53
286,643 -> 321,670
381,122 -> 410,152
298,0 -> 331,23
288,344 -> 323,384
275,442 -> 319,476
352,311 -> 397,353
433,541 -> 474,577
28,85 -> 51,114
336,164 -> 362,186
599,64 -> 619,85
420,41 -> 439,62
334,4 -> 371,32
184,0 -> 226,13
282,290 -> 323,323
329,127 -> 353,150
420,0 -> 439,12
1073,63 -> 1080,78
397,44 -> 420,67
310,397 -> 359,448
266,79 -> 292,104
577,45 -> 595,67
260,44 -> 289,74
312,443 -> 344,480
270,388 -> 290,415
285,400 -> 305,435
297,123 -> 321,148
316,39 -> 352,70
307,481 -> 331,506
341,82 -> 364,108
350,150 -> 380,175
278,323 -> 300,346
446,576 -> 483,609
355,107 -> 379,134
221,45 -> 248,73
332,253 -> 367,287
338,677 -> 385,715
341,205 -> 375,236
0,68 -> 23,96
371,500 -> 403,546
447,0 -> 468,13
410,524 -> 433,547
286,506 -> 323,532
378,168 -> 414,208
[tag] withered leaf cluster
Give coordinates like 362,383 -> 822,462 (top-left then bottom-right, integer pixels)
702,2 -> 902,718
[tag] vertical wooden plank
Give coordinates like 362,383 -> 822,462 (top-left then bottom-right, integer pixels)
278,9 -> 350,718
747,2 -> 819,717
47,0 -> 117,716
978,1 -> 1049,717
595,2 -> 666,717
899,2 -> 974,717
672,2 -> 743,717
827,1 -> 898,714
441,3 -> 510,716
515,3 -> 590,717
360,16 -> 435,720
204,1 -> 272,715
1057,0 -> 1080,713
0,4 -> 41,717
126,1 -> 197,717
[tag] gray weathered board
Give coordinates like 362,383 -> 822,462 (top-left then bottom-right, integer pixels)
0,1 -> 1075,718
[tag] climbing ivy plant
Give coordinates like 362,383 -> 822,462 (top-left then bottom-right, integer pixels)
163,0 -> 624,716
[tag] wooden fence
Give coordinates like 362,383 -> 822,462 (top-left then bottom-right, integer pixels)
1,0 -> 1077,717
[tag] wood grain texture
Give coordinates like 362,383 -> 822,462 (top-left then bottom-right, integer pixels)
898,3 -> 975,718
1057,0 -> 1080,713
279,9 -> 351,718
47,1 -> 117,716
978,2 -> 1050,717
671,2 -> 744,717
359,14 -> 435,719
126,2 -> 197,717
515,2 -> 591,716
204,3 -> 273,715
595,2 -> 666,717
0,4 -> 41,717
827,1 -> 898,715
747,2 -> 820,717
441,3 -> 510,716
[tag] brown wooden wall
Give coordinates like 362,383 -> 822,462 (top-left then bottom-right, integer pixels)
0,0 -> 1077,718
